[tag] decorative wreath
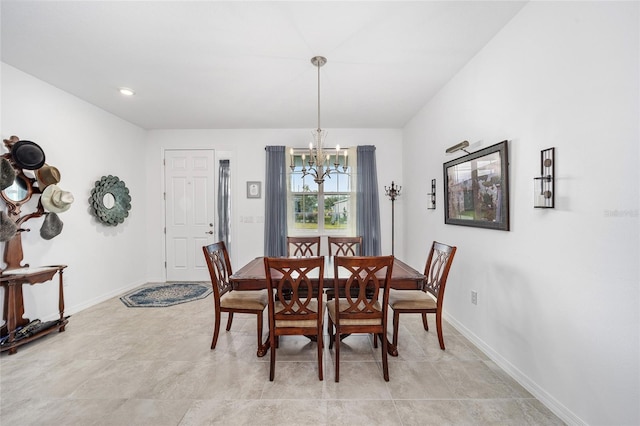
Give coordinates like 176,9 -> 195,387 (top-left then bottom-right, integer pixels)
89,175 -> 131,226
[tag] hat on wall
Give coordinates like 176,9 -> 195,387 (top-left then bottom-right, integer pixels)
0,211 -> 18,242
40,212 -> 63,240
10,140 -> 46,170
0,158 -> 16,191
41,184 -> 74,213
36,164 -> 61,190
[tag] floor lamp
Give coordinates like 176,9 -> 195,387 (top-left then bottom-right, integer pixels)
384,181 -> 401,256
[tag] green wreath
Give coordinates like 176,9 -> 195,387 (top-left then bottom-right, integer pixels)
89,175 -> 131,226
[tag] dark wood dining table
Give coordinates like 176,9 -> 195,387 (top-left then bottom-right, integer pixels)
229,256 -> 425,356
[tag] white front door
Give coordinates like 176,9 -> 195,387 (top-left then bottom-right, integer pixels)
165,149 -> 215,281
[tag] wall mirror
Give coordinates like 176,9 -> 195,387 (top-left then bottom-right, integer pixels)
1,174 -> 33,205
89,175 -> 132,226
102,193 -> 115,209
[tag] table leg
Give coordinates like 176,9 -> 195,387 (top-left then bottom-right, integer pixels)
58,270 -> 66,332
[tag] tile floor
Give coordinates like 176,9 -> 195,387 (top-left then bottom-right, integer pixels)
1,290 -> 564,425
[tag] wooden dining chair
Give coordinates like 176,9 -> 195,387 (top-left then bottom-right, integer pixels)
328,255 -> 394,382
326,236 -> 363,301
328,236 -> 362,256
388,241 -> 457,350
286,236 -> 321,257
203,241 -> 269,357
264,256 -> 325,381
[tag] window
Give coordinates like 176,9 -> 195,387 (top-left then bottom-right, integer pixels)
287,149 -> 355,235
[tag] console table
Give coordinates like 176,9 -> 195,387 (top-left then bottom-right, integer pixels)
0,265 -> 67,355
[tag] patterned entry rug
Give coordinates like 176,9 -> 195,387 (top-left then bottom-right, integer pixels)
120,282 -> 212,307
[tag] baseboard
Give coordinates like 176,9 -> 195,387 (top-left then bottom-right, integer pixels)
444,312 -> 586,426
40,279 -> 146,321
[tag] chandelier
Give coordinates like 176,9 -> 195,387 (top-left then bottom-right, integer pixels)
290,56 -> 348,185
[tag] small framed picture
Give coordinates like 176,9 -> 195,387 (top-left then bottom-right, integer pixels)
246,181 -> 262,199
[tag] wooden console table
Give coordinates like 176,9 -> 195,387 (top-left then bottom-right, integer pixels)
0,265 -> 67,355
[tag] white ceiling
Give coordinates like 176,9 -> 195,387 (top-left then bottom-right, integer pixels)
1,1 -> 527,130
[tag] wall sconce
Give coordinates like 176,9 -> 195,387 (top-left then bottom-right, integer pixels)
427,178 -> 436,210
534,147 -> 554,208
445,140 -> 471,155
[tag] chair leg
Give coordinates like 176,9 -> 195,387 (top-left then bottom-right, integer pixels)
269,333 -> 277,381
317,328 -> 324,381
334,330 -> 340,382
436,310 -> 445,350
381,331 -> 389,382
211,309 -> 221,349
373,333 -> 378,348
226,312 -> 234,331
256,312 -> 263,356
421,312 -> 429,331
328,316 -> 335,349
392,310 -> 400,348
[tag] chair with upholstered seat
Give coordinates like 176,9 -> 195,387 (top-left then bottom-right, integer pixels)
328,236 -> 362,257
287,236 -> 320,257
388,241 -> 457,350
203,241 -> 268,356
264,256 -> 325,381
327,255 -> 394,382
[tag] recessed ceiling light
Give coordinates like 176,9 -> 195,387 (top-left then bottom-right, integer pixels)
119,87 -> 135,96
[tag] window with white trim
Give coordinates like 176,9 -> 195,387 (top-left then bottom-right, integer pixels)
287,148 -> 356,235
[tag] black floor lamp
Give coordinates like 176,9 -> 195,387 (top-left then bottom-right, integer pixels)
384,181 -> 401,256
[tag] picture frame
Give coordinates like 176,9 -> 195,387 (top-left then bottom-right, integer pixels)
443,140 -> 510,231
246,181 -> 262,199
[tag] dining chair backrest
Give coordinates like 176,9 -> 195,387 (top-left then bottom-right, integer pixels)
332,255 -> 394,323
328,236 -> 362,257
423,241 -> 457,302
264,256 -> 324,324
287,236 -> 321,257
203,241 -> 233,300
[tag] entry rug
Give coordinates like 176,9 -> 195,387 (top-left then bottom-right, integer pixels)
120,282 -> 212,308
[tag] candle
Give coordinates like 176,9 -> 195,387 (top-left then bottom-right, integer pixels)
289,148 -> 294,165
344,150 -> 348,167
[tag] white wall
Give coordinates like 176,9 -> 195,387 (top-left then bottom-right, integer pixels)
402,2 -> 639,425
1,63 -> 148,319
144,128 -> 403,277
0,64 -> 404,321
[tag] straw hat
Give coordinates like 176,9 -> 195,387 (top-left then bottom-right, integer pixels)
41,184 -> 74,213
36,164 -> 61,189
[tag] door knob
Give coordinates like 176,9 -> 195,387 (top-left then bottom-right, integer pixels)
205,231 -> 214,235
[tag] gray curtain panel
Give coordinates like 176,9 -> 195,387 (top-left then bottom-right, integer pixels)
264,146 -> 288,257
356,145 -> 382,256
217,159 -> 231,251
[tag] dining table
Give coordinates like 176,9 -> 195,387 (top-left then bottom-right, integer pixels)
229,255 -> 426,357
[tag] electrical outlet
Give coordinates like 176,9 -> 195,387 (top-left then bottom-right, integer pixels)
471,290 -> 477,305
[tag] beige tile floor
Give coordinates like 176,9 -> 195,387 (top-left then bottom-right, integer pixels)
1,291 -> 564,425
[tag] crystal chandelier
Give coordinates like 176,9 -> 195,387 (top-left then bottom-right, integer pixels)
290,56 -> 348,185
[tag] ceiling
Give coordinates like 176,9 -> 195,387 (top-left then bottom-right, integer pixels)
1,1 -> 527,130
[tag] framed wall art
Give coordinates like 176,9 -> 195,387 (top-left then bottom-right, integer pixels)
246,181 -> 262,199
443,140 -> 510,231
